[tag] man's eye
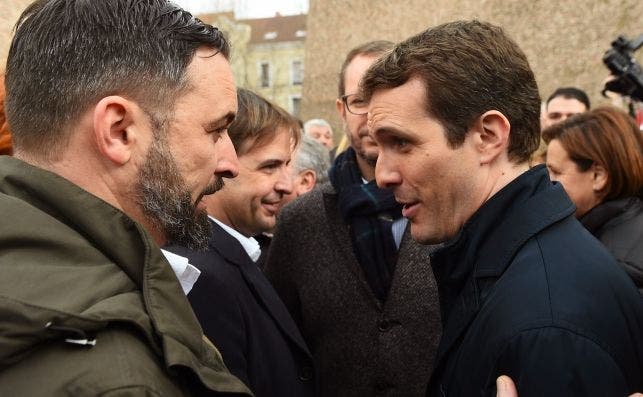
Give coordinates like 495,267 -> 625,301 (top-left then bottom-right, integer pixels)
548,113 -> 562,120
395,138 -> 409,148
262,163 -> 279,171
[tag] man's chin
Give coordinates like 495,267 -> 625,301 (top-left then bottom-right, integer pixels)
255,215 -> 276,235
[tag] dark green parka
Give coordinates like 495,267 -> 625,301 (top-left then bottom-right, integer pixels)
0,156 -> 252,397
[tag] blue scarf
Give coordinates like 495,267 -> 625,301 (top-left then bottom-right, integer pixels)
329,147 -> 402,302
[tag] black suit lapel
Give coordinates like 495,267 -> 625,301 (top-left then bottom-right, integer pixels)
208,220 -> 312,357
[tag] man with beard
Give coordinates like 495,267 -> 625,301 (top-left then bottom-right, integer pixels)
264,41 -> 442,396
0,0 -> 251,395
165,89 -> 314,397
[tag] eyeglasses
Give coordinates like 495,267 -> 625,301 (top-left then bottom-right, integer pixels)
340,93 -> 368,115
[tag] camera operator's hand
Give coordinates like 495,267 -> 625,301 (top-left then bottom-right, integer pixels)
495,375 -> 643,397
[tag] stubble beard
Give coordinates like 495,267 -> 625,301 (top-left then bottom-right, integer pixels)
350,127 -> 378,167
359,149 -> 378,168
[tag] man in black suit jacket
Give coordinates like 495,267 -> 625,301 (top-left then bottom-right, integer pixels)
165,88 -> 314,397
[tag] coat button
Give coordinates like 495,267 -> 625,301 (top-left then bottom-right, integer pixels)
378,320 -> 391,332
299,366 -> 313,381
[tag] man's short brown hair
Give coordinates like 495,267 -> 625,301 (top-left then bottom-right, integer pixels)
338,40 -> 394,97
229,88 -> 301,155
361,20 -> 541,163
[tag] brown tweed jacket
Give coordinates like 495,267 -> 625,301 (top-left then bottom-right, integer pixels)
265,182 -> 442,397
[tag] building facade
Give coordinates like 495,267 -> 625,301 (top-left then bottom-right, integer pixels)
200,12 -> 307,119
302,0 -> 643,142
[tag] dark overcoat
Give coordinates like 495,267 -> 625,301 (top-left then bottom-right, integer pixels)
166,220 -> 315,397
580,196 -> 643,293
427,166 -> 643,396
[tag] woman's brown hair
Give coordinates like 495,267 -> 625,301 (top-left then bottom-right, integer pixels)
542,106 -> 643,200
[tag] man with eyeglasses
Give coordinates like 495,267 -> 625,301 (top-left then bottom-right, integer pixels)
264,41 -> 442,396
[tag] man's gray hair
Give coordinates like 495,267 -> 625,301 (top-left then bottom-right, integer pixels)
293,135 -> 331,184
303,118 -> 333,137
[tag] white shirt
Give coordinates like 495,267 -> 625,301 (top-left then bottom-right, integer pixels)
160,249 -> 201,295
392,217 -> 408,249
210,216 -> 262,262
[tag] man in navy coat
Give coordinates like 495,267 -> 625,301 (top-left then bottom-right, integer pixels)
166,88 -> 314,397
361,20 -> 643,396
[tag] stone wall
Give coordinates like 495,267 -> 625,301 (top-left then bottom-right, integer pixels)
302,0 -> 643,140
0,0 -> 31,70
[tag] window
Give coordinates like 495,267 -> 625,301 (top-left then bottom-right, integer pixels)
259,62 -> 271,88
291,60 -> 303,86
290,96 -> 302,118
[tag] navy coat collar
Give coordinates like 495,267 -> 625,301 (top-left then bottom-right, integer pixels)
429,165 -> 575,371
207,220 -> 312,358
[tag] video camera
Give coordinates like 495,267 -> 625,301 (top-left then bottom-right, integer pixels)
602,34 -> 643,101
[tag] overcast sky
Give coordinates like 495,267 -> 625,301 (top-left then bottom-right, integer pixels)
173,0 -> 308,18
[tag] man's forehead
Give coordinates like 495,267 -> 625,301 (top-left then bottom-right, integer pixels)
345,55 -> 378,87
368,78 -> 426,119
239,126 -> 292,154
309,125 -> 329,133
547,96 -> 586,112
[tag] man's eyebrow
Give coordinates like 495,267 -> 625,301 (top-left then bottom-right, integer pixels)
206,112 -> 236,130
257,158 -> 284,168
372,125 -> 401,137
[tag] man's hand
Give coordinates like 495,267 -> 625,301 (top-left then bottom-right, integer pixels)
495,375 -> 643,397
495,376 -> 517,397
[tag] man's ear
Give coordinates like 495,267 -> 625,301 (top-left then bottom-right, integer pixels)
472,110 -> 511,165
298,170 -> 317,195
92,96 -> 143,165
336,98 -> 347,122
591,163 -> 608,193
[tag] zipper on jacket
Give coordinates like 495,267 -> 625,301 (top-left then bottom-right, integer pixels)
46,322 -> 97,347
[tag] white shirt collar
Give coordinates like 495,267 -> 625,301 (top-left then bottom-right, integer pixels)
210,216 -> 262,262
160,249 -> 201,295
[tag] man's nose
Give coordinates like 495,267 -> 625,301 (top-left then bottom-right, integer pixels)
215,133 -> 239,179
274,166 -> 294,195
375,153 -> 402,189
561,113 -> 577,122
